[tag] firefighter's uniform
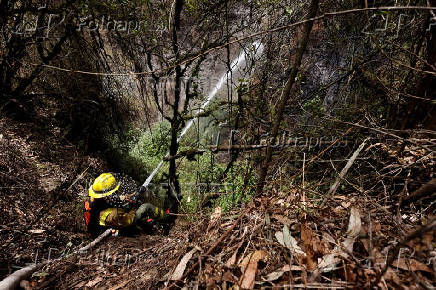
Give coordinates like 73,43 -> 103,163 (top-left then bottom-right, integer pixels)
84,173 -> 169,237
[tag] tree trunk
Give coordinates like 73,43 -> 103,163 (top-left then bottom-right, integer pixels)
400,2 -> 436,130
168,0 -> 184,196
256,0 -> 320,195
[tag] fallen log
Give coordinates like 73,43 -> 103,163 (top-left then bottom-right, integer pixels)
0,263 -> 42,290
0,229 -> 112,290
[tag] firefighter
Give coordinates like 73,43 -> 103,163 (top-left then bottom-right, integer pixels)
84,172 -> 178,237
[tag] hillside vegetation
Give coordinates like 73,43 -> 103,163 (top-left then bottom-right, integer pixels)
0,0 -> 435,289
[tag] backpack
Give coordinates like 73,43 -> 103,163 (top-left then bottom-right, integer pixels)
84,198 -> 107,237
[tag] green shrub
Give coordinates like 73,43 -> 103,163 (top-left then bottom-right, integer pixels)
218,160 -> 257,212
105,120 -> 257,216
105,121 -> 170,182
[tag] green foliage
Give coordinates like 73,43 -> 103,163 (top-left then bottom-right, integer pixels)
105,121 -> 170,182
218,160 -> 257,212
303,95 -> 325,117
178,158 -> 257,217
178,150 -> 225,214
179,151 -> 223,184
185,0 -> 198,12
180,193 -> 201,219
185,0 -> 207,15
105,117 -> 256,216
131,121 -> 170,159
237,78 -> 249,96
104,119 -> 257,216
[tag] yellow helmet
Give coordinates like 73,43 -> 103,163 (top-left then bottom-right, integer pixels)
89,173 -> 120,199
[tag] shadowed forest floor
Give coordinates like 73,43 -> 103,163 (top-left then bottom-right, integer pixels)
1,117 -> 435,289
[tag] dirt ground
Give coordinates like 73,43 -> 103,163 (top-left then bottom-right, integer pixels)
0,116 -> 109,281
1,116 -> 435,289
26,194 -> 435,289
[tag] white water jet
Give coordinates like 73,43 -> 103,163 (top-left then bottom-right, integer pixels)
142,41 -> 264,188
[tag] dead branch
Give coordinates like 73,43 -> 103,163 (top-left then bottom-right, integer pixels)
322,138 -> 368,205
163,149 -> 206,161
210,145 -> 267,151
400,178 -> 436,206
256,0 -> 320,195
77,229 -> 112,252
35,6 -> 435,77
0,229 -> 112,290
374,217 -> 436,286
0,263 -> 42,290
165,207 -> 249,289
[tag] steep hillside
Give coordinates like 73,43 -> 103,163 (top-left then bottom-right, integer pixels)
1,0 -> 435,289
0,116 -> 109,280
